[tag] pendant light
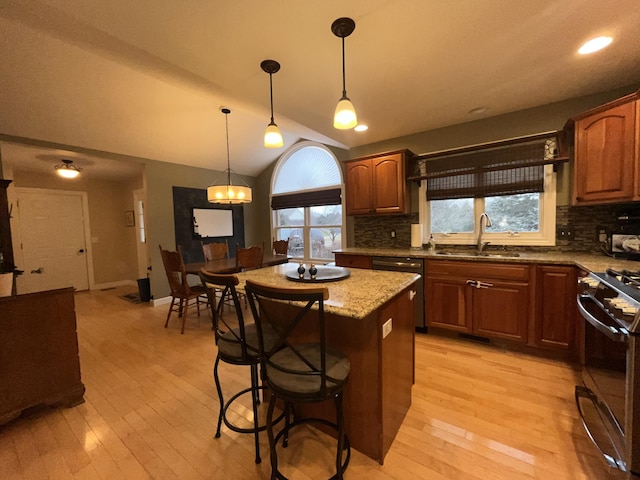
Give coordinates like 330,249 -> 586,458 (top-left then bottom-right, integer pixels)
331,17 -> 357,130
55,159 -> 82,178
207,108 -> 252,204
261,59 -> 284,148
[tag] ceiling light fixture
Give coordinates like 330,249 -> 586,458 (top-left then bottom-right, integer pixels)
332,17 -> 357,130
261,59 -> 284,148
354,124 -> 368,132
54,159 -> 82,178
578,36 -> 613,54
207,108 -> 252,204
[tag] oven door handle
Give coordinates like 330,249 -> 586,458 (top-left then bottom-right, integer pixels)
575,386 -> 627,471
577,294 -> 627,343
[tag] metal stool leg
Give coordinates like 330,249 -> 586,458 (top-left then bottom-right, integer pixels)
250,364 -> 261,464
266,393 -> 279,480
213,356 -> 224,438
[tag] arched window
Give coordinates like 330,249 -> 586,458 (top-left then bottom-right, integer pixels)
271,141 -> 344,262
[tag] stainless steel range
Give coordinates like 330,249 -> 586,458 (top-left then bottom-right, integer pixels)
577,269 -> 640,477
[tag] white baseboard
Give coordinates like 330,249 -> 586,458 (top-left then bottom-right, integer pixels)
152,296 -> 172,307
93,280 -> 137,290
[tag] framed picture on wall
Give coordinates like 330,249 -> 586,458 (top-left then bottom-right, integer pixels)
125,210 -> 135,227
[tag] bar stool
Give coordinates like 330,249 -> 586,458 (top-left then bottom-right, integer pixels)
199,269 -> 283,464
245,279 -> 351,479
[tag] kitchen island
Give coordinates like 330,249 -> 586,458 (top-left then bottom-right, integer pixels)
231,263 -> 420,464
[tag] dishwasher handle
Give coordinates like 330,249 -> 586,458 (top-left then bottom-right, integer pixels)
371,259 -> 423,271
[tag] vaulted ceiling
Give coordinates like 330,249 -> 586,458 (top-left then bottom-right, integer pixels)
1,1 -> 640,178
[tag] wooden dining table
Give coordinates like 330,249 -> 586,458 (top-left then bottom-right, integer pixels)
184,252 -> 289,275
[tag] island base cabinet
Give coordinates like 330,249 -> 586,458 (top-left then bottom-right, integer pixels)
0,287 -> 85,425
267,285 -> 416,464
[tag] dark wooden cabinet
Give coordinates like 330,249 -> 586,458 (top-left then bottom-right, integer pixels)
334,253 -> 372,269
425,275 -> 471,332
426,260 -> 530,343
572,94 -> 638,204
344,150 -> 413,215
0,287 -> 85,424
0,179 -> 14,274
534,265 -> 577,351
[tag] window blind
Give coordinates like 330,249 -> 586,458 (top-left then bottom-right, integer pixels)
425,141 -> 548,201
271,188 -> 341,210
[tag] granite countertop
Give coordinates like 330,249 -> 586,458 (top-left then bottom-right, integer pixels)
233,263 -> 420,320
333,247 -> 640,273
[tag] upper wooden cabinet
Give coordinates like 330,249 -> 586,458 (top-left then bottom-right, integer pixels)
344,150 -> 413,215
571,93 -> 638,205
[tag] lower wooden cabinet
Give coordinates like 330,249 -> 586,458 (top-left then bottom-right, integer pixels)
425,260 -> 530,343
534,265 -> 577,350
335,253 -> 372,269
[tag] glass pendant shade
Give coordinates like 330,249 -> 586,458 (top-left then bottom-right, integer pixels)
264,122 -> 284,148
207,184 -> 252,204
333,97 -> 357,129
208,108 -> 252,204
55,159 -> 82,178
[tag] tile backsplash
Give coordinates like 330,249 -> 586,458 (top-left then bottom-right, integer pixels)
353,203 -> 640,253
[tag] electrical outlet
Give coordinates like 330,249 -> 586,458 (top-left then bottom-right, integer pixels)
382,318 -> 393,338
597,226 -> 608,243
557,226 -> 575,240
390,230 -> 396,239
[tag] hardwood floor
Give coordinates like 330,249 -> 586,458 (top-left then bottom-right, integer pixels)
0,286 -> 624,479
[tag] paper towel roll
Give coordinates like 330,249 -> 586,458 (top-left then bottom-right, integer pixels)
411,224 -> 423,248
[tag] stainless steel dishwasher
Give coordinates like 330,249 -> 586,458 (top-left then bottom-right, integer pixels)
371,256 -> 425,332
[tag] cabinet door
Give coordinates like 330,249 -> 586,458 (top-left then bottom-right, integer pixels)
334,253 -> 371,269
472,280 -> 529,343
425,276 -> 472,333
535,265 -> 576,350
372,154 -> 406,214
574,101 -> 636,204
345,159 -> 373,215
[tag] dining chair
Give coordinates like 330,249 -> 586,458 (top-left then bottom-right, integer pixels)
201,240 -> 231,310
234,243 -> 265,310
201,240 -> 229,261
235,243 -> 264,272
199,269 -> 283,464
272,237 -> 289,255
245,279 -> 351,480
158,245 -> 208,334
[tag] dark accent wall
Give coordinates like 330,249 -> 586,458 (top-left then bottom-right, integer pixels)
172,186 -> 245,264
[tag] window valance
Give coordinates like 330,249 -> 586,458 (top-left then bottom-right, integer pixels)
271,188 -> 342,210
408,131 -> 567,201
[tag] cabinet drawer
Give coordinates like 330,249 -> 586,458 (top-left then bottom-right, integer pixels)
427,260 -> 529,281
335,253 -> 372,269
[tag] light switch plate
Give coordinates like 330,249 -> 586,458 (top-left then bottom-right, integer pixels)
382,318 -> 393,338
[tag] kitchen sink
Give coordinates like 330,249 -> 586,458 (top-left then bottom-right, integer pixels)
434,251 -> 520,258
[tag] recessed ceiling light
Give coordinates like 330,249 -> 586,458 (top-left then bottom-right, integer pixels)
578,36 -> 613,55
354,124 -> 368,132
468,107 -> 488,115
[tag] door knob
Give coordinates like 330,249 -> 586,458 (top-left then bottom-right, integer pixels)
78,249 -> 85,254
31,267 -> 44,274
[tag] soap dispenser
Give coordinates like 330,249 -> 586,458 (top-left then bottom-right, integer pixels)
428,234 -> 436,253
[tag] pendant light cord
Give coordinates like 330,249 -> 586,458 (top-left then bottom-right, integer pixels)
269,73 -> 276,124
341,37 -> 347,99
224,111 -> 231,186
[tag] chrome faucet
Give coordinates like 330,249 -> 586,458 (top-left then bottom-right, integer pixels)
477,212 -> 492,254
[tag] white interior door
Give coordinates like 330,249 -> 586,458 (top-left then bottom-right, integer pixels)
16,189 -> 91,294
